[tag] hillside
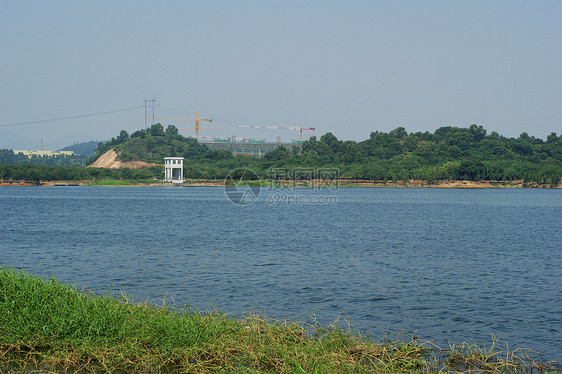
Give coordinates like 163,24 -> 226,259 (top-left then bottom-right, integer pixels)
88,149 -> 160,169
57,140 -> 99,157
88,124 -> 231,166
82,123 -> 561,185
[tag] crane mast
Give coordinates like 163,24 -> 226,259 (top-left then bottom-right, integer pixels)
135,112 -> 217,140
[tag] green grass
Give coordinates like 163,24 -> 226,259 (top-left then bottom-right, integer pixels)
89,179 -> 133,186
0,267 -> 559,373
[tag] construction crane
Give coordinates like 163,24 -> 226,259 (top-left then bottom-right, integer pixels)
238,125 -> 315,140
168,113 -> 218,140
134,112 -> 218,140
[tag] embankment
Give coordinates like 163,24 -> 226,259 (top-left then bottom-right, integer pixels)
88,149 -> 160,169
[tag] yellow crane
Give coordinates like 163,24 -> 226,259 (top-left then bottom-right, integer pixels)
134,112 -> 218,140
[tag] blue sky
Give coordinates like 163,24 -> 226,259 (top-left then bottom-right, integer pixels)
1,1 -> 560,149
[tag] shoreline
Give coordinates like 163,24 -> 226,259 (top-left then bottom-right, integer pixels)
1,267 -> 559,373
1,179 -> 560,188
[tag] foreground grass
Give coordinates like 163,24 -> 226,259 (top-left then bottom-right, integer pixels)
0,268 -> 559,373
88,179 -> 133,186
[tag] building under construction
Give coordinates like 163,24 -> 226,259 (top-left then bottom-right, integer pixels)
137,108 -> 312,157
202,124 -> 313,157
201,138 -> 304,157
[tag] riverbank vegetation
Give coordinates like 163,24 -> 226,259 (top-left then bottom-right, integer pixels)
88,178 -> 133,186
0,267 -> 559,373
0,164 -> 162,185
0,149 -> 89,167
1,125 -> 561,186
0,141 -> 98,167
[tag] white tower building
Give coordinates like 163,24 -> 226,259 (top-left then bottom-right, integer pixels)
164,157 -> 184,182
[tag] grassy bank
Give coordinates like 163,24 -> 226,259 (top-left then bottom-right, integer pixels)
0,268 -> 559,373
88,178 -> 134,186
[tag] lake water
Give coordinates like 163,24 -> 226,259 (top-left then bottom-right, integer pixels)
1,186 -> 560,360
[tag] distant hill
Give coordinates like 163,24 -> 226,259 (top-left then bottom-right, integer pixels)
88,124 -> 231,166
57,140 -> 99,157
1,124 -> 560,186
85,123 -> 561,185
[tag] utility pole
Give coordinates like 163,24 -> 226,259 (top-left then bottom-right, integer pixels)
152,97 -> 155,125
144,98 -> 156,130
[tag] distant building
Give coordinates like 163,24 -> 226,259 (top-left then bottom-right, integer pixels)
163,157 -> 184,182
201,141 -> 302,157
13,150 -> 75,157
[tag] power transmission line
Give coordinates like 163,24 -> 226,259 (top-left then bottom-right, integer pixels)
146,51 -> 232,137
0,105 -> 143,128
333,51 -> 415,135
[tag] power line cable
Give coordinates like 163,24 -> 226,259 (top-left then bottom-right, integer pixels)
146,51 -> 232,137
0,105 -> 143,128
333,51 -> 415,135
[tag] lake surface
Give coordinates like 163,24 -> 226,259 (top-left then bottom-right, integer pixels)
1,186 -> 560,360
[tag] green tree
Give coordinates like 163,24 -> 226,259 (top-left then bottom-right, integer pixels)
149,124 -> 165,137
389,127 -> 407,139
117,130 -> 130,143
459,159 -> 485,180
166,125 -> 179,136
263,146 -> 292,162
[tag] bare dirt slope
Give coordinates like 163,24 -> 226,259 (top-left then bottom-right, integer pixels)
88,149 -> 160,169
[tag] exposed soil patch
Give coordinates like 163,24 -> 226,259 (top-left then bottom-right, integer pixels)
87,149 -> 160,169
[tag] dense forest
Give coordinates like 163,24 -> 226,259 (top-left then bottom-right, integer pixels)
0,141 -> 99,167
0,149 -> 89,167
1,124 -> 561,185
91,125 -> 232,164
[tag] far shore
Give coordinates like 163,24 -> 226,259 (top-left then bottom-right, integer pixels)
1,179 -> 560,188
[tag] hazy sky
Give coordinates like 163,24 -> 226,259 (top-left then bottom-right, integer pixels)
1,1 -> 560,150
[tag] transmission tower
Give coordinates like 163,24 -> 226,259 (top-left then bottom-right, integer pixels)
144,98 -> 156,129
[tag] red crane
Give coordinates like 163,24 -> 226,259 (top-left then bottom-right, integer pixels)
238,125 -> 315,139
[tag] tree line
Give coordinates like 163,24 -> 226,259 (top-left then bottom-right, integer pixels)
0,149 -> 89,167
0,163 -> 161,184
257,125 -> 561,184
1,124 -> 560,185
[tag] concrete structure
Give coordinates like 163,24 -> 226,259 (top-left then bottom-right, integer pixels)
164,157 -> 184,182
201,141 -> 303,157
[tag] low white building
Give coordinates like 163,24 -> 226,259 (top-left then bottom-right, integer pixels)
164,157 -> 184,182
13,150 -> 75,157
